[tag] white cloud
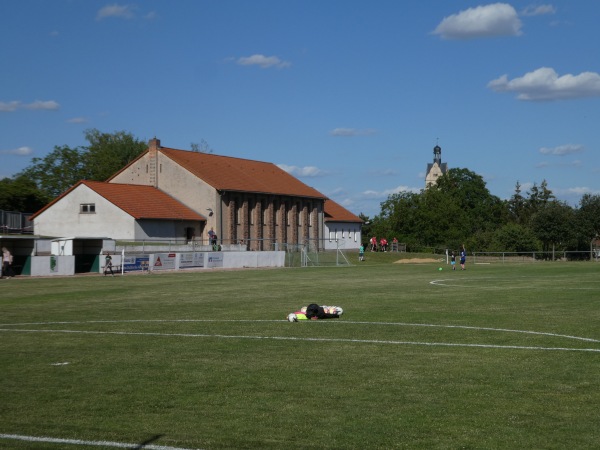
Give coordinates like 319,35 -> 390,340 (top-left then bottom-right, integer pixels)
330,128 -> 376,137
67,117 -> 88,124
0,146 -> 33,156
488,67 -> 600,101
277,164 -> 327,177
521,4 -> 556,17
24,100 -> 60,110
555,186 -> 597,197
536,159 -> 582,169
236,54 -> 291,69
361,185 -> 421,200
0,100 -> 59,112
539,144 -> 584,155
433,3 -> 522,40
96,4 -> 136,20
369,169 -> 397,176
0,101 -> 20,112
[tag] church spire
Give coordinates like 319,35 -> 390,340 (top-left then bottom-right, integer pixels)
425,141 -> 448,188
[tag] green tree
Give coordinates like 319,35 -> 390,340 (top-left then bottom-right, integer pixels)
378,191 -> 421,241
576,194 -> 600,256
431,168 -> 508,248
17,129 -> 148,201
490,223 -> 541,252
373,168 -> 510,251
0,175 -> 49,212
531,200 -> 575,258
523,179 -> 555,223
19,145 -> 87,199
418,186 -> 464,249
83,129 -> 147,181
508,181 -> 526,224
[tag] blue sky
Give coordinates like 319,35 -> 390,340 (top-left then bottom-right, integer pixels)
1,1 -> 599,217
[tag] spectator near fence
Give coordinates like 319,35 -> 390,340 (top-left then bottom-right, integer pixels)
208,227 -> 216,245
370,236 -> 377,252
1,247 -> 14,278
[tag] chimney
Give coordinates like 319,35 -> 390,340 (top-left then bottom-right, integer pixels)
148,137 -> 160,188
148,137 -> 161,156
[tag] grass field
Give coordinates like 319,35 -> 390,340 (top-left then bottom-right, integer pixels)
1,255 -> 599,449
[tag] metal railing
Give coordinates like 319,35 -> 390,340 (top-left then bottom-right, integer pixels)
471,251 -> 600,263
0,210 -> 33,234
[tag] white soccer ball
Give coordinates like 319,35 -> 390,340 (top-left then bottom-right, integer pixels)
287,313 -> 298,322
335,307 -> 344,316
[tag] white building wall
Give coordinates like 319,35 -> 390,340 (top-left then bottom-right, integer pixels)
324,222 -> 362,250
34,184 -> 137,239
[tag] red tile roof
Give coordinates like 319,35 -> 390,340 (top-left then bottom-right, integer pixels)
160,148 -> 326,199
324,199 -> 363,223
30,181 -> 205,221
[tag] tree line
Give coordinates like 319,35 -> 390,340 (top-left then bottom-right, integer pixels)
2,131 -> 599,255
361,168 -> 600,256
0,129 -> 147,213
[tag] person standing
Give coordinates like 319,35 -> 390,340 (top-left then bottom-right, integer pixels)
460,246 -> 466,270
450,251 -> 456,270
104,253 -> 115,276
370,236 -> 377,252
2,247 -> 14,278
359,244 -> 365,261
208,227 -> 216,246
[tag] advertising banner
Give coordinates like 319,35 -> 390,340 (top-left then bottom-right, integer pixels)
123,255 -> 150,272
206,252 -> 223,268
179,252 -> 205,269
152,253 -> 177,270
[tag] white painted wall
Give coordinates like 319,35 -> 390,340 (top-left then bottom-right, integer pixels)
324,222 -> 362,250
34,184 -> 137,239
30,256 -> 75,276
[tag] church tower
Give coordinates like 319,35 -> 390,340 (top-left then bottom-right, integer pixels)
425,144 -> 448,188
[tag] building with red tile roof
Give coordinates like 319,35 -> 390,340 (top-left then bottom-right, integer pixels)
108,138 -> 362,249
30,180 -> 205,240
31,138 -> 362,248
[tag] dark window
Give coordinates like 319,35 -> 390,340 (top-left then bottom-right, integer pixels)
80,203 -> 96,214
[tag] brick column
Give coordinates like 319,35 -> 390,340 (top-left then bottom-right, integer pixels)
255,199 -> 263,250
302,203 -> 310,246
242,198 -> 250,247
290,202 -> 298,246
278,202 -> 287,246
227,197 -> 236,243
310,205 -> 319,249
266,200 -> 275,249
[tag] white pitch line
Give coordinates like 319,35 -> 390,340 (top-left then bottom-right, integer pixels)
0,433 -> 199,450
1,319 -> 598,343
429,277 -> 600,289
1,327 -> 599,353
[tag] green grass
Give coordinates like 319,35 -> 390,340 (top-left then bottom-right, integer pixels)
1,257 -> 599,449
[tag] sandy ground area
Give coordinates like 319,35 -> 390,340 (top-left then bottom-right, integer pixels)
394,258 -> 441,264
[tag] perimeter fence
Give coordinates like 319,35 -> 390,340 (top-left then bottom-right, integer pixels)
470,250 -> 600,264
115,237 -> 354,268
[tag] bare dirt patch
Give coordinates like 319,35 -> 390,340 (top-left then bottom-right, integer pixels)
394,258 -> 440,264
